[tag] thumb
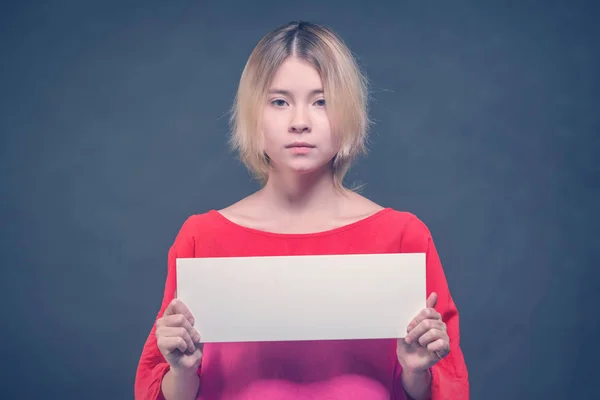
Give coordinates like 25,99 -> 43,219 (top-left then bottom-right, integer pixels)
426,292 -> 438,309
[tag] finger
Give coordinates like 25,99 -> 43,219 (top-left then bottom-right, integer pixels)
179,345 -> 204,370
157,326 -> 196,352
162,298 -> 184,317
426,292 -> 438,309
159,315 -> 201,343
163,299 -> 176,317
427,338 -> 450,358
407,314 -> 446,334
406,308 -> 441,334
405,319 -> 445,345
160,315 -> 201,344
157,336 -> 188,354
417,328 -> 447,347
164,299 -> 195,326
172,299 -> 195,326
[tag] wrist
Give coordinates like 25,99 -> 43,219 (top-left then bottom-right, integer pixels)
401,367 -> 432,400
169,366 -> 198,379
162,366 -> 200,400
402,367 -> 431,379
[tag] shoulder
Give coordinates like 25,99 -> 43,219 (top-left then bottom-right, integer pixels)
170,211 -> 220,245
374,208 -> 434,251
386,209 -> 431,236
345,191 -> 433,242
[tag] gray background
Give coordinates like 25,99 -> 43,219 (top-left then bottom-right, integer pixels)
1,0 -> 598,399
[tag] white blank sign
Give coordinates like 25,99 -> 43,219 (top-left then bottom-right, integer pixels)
176,253 -> 426,343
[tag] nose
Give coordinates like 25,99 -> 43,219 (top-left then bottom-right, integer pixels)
289,106 -> 311,134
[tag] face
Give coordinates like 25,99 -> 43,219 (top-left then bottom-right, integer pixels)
261,57 -> 339,176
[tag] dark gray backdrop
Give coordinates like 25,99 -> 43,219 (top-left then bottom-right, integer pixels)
1,1 -> 598,399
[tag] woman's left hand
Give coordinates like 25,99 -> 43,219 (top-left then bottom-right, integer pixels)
396,292 -> 451,372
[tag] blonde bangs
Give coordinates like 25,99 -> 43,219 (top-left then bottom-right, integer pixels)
229,21 -> 370,188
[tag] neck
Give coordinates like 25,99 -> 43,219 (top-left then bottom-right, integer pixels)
258,166 -> 345,216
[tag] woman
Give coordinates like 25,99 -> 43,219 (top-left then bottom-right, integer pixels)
135,21 -> 469,400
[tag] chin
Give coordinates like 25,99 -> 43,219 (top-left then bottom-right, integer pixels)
284,160 -> 333,175
269,154 -> 336,176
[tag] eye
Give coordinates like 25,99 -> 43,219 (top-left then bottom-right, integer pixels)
314,99 -> 326,107
271,99 -> 288,107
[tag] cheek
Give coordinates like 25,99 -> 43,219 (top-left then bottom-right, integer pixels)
262,127 -> 279,149
317,114 -> 335,141
261,112 -> 284,142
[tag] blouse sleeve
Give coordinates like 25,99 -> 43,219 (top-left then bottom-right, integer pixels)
134,217 -> 199,400
395,215 -> 470,399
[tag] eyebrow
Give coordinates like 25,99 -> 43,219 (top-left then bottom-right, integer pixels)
268,88 -> 324,96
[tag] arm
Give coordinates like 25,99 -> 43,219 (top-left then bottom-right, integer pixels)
161,368 -> 200,400
395,216 -> 470,399
402,368 -> 432,399
424,234 -> 469,399
134,217 -> 201,400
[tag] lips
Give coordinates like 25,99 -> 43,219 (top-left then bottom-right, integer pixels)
285,142 -> 316,148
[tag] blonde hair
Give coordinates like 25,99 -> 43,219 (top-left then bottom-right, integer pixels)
229,21 -> 370,190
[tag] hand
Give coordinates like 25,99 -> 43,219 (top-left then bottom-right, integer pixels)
156,297 -> 203,373
396,292 -> 450,372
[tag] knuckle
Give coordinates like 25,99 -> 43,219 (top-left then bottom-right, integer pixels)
430,342 -> 441,352
157,338 -> 170,352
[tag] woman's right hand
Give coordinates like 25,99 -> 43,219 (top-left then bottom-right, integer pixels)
156,298 -> 203,372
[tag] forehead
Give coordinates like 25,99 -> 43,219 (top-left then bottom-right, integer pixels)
270,57 -> 323,90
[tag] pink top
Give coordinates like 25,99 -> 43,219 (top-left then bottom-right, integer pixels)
134,208 -> 470,399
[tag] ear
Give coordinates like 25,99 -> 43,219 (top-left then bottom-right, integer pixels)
263,151 -> 271,164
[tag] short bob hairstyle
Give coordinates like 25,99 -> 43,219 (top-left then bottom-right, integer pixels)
229,21 -> 370,190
